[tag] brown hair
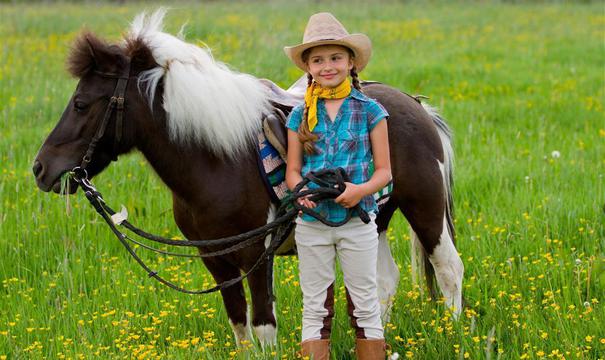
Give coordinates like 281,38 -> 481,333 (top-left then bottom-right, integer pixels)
297,47 -> 362,154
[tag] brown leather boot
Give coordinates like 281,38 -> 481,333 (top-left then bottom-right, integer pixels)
301,339 -> 330,360
355,338 -> 386,360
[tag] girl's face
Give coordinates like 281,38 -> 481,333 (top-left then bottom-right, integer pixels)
305,45 -> 354,88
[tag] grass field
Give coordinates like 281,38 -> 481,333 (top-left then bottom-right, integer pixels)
1,1 -> 604,359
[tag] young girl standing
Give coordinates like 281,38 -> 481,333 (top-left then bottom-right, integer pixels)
284,12 -> 391,360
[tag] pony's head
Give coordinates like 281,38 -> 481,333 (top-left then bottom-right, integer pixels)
32,31 -> 157,193
33,9 -> 269,194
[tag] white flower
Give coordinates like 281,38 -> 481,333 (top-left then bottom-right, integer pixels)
584,301 -> 591,308
551,150 -> 561,158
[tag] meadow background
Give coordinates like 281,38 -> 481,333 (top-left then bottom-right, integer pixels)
1,1 -> 603,359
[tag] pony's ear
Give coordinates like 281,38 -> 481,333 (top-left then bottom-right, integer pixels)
67,32 -> 95,77
67,31 -> 126,78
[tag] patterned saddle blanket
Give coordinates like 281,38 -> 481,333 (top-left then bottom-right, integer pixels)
257,131 -> 289,204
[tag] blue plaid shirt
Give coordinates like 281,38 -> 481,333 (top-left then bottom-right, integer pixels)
286,87 -> 389,223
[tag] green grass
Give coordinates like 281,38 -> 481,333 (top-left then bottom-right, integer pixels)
1,1 -> 604,359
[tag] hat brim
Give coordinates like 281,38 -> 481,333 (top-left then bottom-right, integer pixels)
284,33 -> 372,73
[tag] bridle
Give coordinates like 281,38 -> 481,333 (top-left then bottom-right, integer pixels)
75,58 -> 132,176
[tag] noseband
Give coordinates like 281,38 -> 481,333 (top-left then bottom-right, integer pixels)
77,58 -> 132,173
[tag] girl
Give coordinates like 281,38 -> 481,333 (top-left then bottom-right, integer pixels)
284,12 -> 391,360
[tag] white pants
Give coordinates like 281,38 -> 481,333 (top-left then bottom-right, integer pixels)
295,214 -> 384,341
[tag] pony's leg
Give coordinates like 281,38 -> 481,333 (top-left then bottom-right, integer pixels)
410,229 -> 424,288
247,261 -> 277,348
243,205 -> 279,348
397,153 -> 463,318
202,257 -> 251,347
401,196 -> 463,317
429,215 -> 464,316
375,202 -> 400,322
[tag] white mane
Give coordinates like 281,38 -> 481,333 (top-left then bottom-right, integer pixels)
129,9 -> 270,158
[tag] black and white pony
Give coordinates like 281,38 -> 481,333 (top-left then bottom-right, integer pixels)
33,10 -> 464,346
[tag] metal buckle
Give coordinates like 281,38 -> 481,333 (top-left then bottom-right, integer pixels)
71,166 -> 88,183
116,96 -> 125,108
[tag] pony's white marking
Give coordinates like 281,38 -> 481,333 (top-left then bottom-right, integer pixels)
129,9 -> 270,158
229,319 -> 252,348
410,228 -> 426,290
264,205 -> 277,249
429,209 -> 464,318
254,324 -> 277,347
253,300 -> 277,347
376,231 -> 399,322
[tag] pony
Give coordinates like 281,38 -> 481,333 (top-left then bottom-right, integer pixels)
32,10 -> 463,347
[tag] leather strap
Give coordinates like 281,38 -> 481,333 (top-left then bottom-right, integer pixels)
80,60 -> 131,169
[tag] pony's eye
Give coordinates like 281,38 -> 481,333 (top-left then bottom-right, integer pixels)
74,101 -> 87,112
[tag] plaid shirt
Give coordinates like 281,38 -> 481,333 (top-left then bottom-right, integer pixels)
286,87 -> 389,223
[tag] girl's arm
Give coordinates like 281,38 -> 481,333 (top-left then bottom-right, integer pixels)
286,129 -> 316,209
363,118 -> 392,194
335,118 -> 391,208
286,129 -> 304,190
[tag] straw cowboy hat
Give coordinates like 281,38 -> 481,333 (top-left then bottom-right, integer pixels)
284,12 -> 372,72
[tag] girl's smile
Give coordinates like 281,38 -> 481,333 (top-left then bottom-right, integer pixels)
305,45 -> 354,88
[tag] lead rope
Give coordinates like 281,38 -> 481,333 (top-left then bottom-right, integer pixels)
71,167 -> 370,296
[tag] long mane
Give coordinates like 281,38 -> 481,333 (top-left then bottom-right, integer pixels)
128,9 -> 270,158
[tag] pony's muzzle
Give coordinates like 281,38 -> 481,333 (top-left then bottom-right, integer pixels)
32,160 -> 43,178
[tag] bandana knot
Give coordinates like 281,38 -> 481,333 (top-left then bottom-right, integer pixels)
304,80 -> 351,131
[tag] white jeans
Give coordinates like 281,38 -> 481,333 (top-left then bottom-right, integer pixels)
295,214 -> 384,341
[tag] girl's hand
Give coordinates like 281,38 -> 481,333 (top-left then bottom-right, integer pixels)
297,188 -> 317,216
334,182 -> 365,209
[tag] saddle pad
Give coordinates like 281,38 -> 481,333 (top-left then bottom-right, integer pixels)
257,132 -> 289,203
374,180 -> 393,210
370,161 -> 393,210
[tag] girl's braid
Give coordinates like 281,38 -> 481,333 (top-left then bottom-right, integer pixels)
350,66 -> 362,92
298,73 -> 318,155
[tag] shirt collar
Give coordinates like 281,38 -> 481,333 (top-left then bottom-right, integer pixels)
349,87 -> 370,102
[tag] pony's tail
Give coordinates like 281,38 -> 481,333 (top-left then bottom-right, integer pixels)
410,103 -> 455,299
424,103 -> 455,244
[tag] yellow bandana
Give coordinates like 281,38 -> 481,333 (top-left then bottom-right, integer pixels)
304,80 -> 352,131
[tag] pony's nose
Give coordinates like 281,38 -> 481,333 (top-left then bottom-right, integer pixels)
32,160 -> 43,177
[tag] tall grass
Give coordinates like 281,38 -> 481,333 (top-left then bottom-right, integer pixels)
0,1 -> 603,359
